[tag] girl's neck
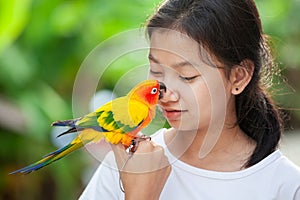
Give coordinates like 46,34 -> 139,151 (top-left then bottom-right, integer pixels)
164,126 -> 256,172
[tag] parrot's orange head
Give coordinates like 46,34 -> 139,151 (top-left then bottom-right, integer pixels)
128,80 -> 166,107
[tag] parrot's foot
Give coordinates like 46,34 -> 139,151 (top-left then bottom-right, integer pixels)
127,135 -> 151,155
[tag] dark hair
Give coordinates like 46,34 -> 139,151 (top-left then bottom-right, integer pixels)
146,0 -> 283,167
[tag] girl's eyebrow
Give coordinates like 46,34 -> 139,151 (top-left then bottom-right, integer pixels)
148,53 -> 194,68
148,53 -> 159,63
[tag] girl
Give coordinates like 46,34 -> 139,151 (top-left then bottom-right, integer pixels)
80,0 -> 300,199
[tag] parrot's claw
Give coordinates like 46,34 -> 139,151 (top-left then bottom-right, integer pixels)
126,135 -> 151,155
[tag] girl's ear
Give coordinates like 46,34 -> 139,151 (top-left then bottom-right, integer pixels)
229,59 -> 254,95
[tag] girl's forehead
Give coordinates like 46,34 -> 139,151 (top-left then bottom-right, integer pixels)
150,30 -> 198,53
149,30 -> 218,68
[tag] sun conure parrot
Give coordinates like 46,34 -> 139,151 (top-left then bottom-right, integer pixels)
10,80 -> 166,174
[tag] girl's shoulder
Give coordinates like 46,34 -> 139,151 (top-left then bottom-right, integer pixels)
273,151 -> 300,182
266,151 -> 300,198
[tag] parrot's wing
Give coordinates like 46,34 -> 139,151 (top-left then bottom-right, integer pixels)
76,111 -> 104,131
83,97 -> 149,134
73,97 -> 150,146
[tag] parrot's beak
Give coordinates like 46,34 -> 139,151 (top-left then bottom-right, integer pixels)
158,82 -> 167,100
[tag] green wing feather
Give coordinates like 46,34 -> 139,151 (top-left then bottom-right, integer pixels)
95,97 -> 149,134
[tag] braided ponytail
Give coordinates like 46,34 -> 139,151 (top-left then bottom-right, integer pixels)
236,37 -> 283,167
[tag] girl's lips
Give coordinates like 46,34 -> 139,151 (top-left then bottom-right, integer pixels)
163,109 -> 187,120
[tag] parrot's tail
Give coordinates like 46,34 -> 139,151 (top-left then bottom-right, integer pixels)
52,118 -> 83,137
9,137 -> 83,175
51,118 -> 81,127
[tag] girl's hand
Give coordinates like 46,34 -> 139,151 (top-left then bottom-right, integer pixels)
112,140 -> 171,200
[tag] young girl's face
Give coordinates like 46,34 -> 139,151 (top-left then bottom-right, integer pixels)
148,30 -> 231,132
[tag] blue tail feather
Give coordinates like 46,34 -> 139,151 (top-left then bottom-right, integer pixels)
9,162 -> 47,175
9,143 -> 78,175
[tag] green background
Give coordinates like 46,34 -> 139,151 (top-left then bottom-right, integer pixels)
1,0 -> 299,199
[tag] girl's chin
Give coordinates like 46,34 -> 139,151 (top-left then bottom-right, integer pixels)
167,121 -> 199,132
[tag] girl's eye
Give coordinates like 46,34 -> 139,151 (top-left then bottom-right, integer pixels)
179,75 -> 199,82
149,69 -> 162,76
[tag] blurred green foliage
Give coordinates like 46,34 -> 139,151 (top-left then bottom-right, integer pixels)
256,0 -> 300,124
0,0 -> 299,199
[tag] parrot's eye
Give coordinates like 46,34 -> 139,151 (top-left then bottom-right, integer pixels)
151,88 -> 158,94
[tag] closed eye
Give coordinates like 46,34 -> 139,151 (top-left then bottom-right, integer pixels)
149,69 -> 162,75
179,75 -> 200,82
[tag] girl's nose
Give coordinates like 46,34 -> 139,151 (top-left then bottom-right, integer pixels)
159,83 -> 179,103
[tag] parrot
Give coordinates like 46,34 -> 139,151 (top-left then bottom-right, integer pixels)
10,80 -> 166,174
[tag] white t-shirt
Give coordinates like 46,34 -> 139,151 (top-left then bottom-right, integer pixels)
79,128 -> 300,200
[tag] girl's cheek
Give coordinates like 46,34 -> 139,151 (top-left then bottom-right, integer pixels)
148,71 -> 164,82
148,73 -> 158,81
